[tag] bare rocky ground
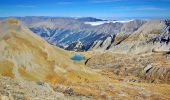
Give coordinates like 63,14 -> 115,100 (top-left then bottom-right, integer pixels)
86,52 -> 170,84
0,76 -> 91,100
1,75 -> 170,100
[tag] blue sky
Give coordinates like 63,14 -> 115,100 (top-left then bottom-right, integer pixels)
0,0 -> 170,19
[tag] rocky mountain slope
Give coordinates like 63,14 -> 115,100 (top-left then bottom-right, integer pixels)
109,20 -> 170,54
86,52 -> 170,83
89,20 -> 169,51
1,18 -> 170,99
0,18 -> 104,99
29,18 -> 145,51
7,17 -> 145,51
85,20 -> 170,84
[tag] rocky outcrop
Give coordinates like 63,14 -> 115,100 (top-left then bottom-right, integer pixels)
66,41 -> 85,51
140,64 -> 170,83
89,35 -> 115,50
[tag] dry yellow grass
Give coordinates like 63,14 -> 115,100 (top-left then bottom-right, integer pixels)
0,60 -> 14,78
6,19 -> 19,24
18,67 -> 38,81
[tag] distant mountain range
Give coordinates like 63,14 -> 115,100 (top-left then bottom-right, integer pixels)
3,16 -> 144,51
1,16 -> 169,53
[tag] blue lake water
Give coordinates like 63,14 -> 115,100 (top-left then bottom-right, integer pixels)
71,55 -> 85,61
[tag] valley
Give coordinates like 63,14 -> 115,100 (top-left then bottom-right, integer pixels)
0,18 -> 170,100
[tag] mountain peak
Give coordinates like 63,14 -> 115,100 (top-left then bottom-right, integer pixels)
77,17 -> 104,22
5,18 -> 20,24
0,18 -> 22,33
